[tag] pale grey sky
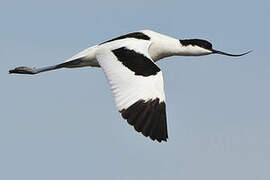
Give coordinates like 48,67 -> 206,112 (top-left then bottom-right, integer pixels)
1,0 -> 270,179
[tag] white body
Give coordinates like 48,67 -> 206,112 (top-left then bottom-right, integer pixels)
65,30 -> 212,68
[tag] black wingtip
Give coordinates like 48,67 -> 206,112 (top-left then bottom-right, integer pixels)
120,99 -> 168,143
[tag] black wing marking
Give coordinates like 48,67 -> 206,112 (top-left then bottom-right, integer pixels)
112,47 -> 160,77
100,32 -> 150,45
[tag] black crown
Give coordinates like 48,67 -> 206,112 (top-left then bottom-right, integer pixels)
179,39 -> 213,50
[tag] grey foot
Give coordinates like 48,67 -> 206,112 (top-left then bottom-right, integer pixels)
9,66 -> 37,75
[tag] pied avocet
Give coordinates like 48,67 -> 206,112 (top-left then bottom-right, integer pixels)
9,30 -> 251,142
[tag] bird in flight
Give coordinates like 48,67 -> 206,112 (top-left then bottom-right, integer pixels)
9,30 -> 251,142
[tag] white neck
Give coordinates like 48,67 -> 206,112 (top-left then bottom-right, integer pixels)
142,30 -> 212,61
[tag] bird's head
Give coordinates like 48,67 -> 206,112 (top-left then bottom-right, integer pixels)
179,39 -> 251,57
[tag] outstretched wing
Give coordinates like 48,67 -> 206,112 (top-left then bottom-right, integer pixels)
96,40 -> 168,142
